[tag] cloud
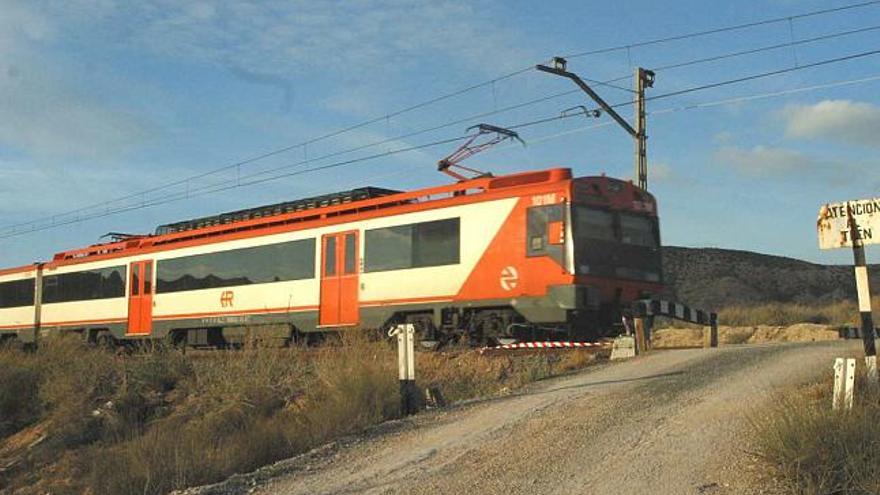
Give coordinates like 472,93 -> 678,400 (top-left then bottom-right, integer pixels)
712,131 -> 734,145
36,1 -> 524,113
780,100 -> 880,148
712,143 -> 877,187
714,145 -> 810,177
650,162 -> 674,182
0,1 -> 152,161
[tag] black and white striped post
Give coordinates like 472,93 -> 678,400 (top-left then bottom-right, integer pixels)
847,205 -> 878,385
818,199 -> 880,389
633,300 -> 718,348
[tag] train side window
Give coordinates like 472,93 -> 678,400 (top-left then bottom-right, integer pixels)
155,238 -> 316,293
413,218 -> 459,268
364,224 -> 413,271
144,263 -> 152,294
131,264 -> 140,296
41,266 -> 127,304
364,218 -> 459,272
0,278 -> 35,308
344,234 -> 357,274
325,236 -> 337,276
527,205 -> 564,265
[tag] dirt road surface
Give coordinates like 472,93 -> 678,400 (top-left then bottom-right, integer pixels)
237,342 -> 859,495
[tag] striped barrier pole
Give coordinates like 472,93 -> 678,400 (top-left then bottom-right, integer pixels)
848,205 -> 879,389
634,299 -> 718,348
480,341 -> 612,352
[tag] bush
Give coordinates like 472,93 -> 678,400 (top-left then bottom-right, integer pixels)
0,334 -> 600,495
82,335 -> 399,495
717,297 -> 880,328
754,381 -> 880,494
0,361 -> 41,438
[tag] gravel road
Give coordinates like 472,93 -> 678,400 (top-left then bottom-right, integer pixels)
237,341 -> 859,495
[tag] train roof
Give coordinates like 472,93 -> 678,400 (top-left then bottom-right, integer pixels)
41,168 -> 570,265
154,186 -> 402,236
0,167 -> 661,272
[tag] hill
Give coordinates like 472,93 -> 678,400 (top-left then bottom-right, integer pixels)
661,246 -> 880,310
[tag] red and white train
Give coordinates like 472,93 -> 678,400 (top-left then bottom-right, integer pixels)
0,168 -> 663,346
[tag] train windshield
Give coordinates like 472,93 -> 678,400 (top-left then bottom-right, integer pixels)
571,205 -> 661,282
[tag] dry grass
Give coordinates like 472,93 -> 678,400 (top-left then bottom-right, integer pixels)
0,333 -> 599,495
653,297 -> 880,330
418,349 -> 599,402
653,323 -> 842,349
717,297 -> 880,328
753,371 -> 880,494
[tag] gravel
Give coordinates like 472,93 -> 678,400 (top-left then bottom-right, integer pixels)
189,341 -> 861,495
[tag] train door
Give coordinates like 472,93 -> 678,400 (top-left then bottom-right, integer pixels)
319,231 -> 359,326
127,260 -> 153,335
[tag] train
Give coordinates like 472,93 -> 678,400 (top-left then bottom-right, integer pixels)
0,167 -> 663,347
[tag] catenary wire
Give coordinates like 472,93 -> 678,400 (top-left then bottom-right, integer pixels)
7,0 -> 876,235
4,63 -> 880,240
11,36 -> 880,237
561,0 -> 880,59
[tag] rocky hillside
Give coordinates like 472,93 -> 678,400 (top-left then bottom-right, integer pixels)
662,246 -> 880,310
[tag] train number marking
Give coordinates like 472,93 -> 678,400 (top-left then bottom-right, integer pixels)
500,266 -> 519,291
220,290 -> 235,308
531,193 -> 557,206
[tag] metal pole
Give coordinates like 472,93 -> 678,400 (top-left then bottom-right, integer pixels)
634,68 -> 648,191
848,202 -> 878,387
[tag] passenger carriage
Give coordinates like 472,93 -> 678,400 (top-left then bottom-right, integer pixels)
0,168 -> 663,346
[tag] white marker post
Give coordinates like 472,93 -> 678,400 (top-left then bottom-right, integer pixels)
832,357 -> 857,411
818,199 -> 880,388
389,324 -> 418,415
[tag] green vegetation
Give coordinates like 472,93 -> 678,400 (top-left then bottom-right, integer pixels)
0,335 -> 598,495
754,376 -> 880,494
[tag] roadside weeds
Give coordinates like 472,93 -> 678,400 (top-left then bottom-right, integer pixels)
752,369 -> 880,494
0,334 -> 601,495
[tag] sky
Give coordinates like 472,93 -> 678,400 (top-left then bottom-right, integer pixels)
2,0 -> 880,268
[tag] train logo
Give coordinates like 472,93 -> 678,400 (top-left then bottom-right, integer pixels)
500,266 -> 519,291
220,290 -> 235,308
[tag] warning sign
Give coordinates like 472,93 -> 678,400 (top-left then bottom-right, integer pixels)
818,198 -> 880,250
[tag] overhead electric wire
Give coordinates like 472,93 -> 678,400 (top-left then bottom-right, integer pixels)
487,74 -> 880,155
0,69 -> 534,232
5,64 -> 880,240
6,0 -> 876,236
562,0 -> 880,59
15,35 -> 880,236
649,74 -> 880,115
648,24 -> 880,73
117,48 -> 880,201
647,48 -> 880,102
4,3 -> 880,238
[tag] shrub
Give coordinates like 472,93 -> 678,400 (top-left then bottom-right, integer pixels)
0,334 -> 599,495
717,297 -> 880,328
0,361 -> 41,438
754,380 -> 880,494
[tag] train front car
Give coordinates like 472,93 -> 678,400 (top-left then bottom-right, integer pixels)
567,176 -> 664,337
444,170 -> 664,343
